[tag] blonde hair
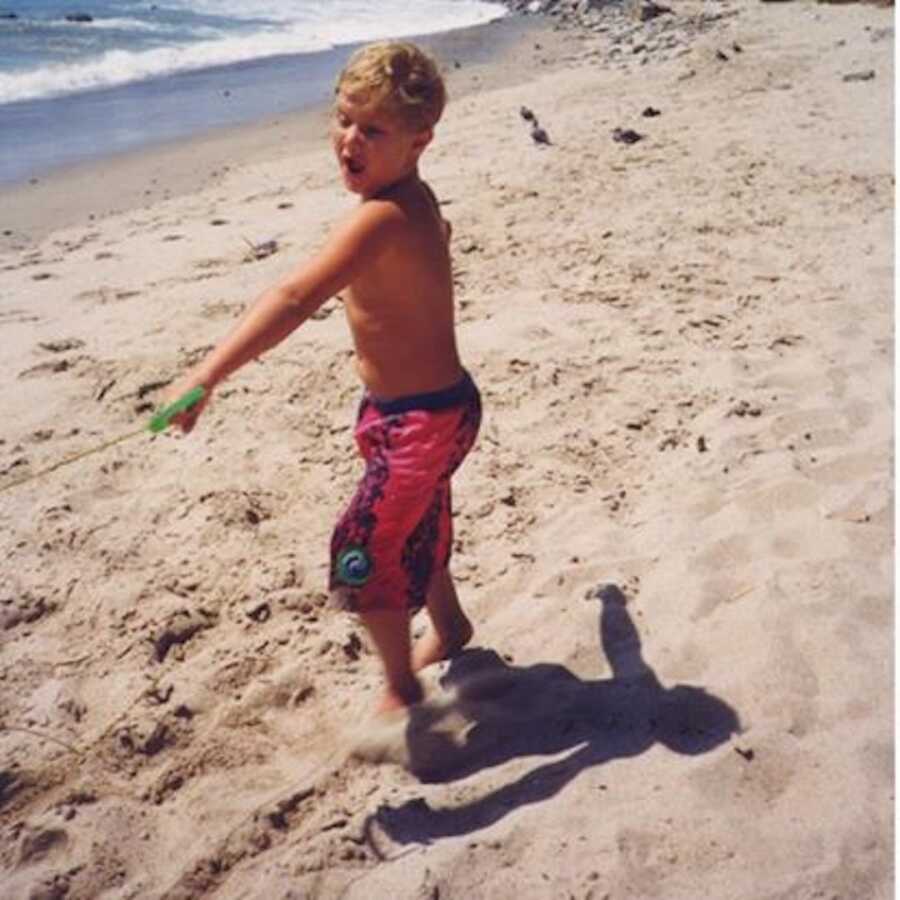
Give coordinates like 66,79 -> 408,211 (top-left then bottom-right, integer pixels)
335,41 -> 446,132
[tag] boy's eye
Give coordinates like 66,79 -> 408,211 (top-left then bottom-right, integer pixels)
363,126 -> 383,138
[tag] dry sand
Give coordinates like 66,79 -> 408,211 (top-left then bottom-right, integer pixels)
0,1 -> 894,898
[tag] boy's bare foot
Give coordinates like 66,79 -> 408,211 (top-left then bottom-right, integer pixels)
411,617 -> 474,672
375,677 -> 424,715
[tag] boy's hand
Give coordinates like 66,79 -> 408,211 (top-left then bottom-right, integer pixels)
161,375 -> 212,434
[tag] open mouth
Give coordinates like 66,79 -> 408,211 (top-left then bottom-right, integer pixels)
344,156 -> 365,176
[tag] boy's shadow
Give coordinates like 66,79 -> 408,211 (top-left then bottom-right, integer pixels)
363,584 -> 741,850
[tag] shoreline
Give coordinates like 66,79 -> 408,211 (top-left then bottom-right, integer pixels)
0,13 -> 565,248
0,2 -> 518,187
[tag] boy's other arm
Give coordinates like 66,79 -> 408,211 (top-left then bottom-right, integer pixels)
191,201 -> 401,390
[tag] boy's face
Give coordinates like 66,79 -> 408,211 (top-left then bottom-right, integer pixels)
332,92 -> 432,198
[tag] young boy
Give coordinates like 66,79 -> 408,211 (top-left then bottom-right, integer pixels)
166,42 -> 481,714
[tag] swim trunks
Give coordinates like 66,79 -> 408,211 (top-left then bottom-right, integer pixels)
329,371 -> 481,614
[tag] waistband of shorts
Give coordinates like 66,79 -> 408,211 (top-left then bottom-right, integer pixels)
368,370 -> 477,415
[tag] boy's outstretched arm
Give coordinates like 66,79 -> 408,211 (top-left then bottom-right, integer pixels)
166,201 -> 400,432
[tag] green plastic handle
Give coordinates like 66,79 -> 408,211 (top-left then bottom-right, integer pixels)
148,386 -> 205,433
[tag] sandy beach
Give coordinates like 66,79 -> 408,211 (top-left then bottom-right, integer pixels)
0,1 -> 894,898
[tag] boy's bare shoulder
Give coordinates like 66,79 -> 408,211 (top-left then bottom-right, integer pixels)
347,196 -> 408,231
333,183 -> 444,261
330,197 -> 409,257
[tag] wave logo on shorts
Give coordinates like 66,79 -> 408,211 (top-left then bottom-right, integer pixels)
337,546 -> 373,587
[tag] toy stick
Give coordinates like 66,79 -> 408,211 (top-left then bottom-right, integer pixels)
0,386 -> 205,494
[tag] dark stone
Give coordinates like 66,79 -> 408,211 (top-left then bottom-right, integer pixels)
638,1 -> 672,21
612,127 -> 644,144
842,69 -> 876,82
530,123 -> 551,145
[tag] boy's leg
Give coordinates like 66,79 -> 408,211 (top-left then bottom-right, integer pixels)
358,608 -> 423,713
412,566 -> 474,672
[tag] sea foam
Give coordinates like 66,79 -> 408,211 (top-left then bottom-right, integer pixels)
0,0 -> 506,105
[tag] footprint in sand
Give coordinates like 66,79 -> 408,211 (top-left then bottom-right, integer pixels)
768,334 -> 804,354
73,287 -> 142,305
193,257 -> 230,271
201,299 -> 247,320
18,358 -> 80,378
38,339 -> 85,353
0,309 -> 41,324
1,589 -> 58,631
15,821 -> 69,867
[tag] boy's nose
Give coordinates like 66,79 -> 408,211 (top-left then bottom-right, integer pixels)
344,124 -> 364,147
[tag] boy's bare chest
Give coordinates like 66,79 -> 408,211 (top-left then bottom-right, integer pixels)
343,281 -> 414,337
346,246 -> 448,315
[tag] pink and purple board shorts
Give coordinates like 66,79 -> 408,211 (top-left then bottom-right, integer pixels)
329,371 -> 481,614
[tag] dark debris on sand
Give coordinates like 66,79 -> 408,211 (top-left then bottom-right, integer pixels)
496,0 -> 744,79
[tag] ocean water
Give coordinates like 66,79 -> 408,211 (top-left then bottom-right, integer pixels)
0,0 -> 507,184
